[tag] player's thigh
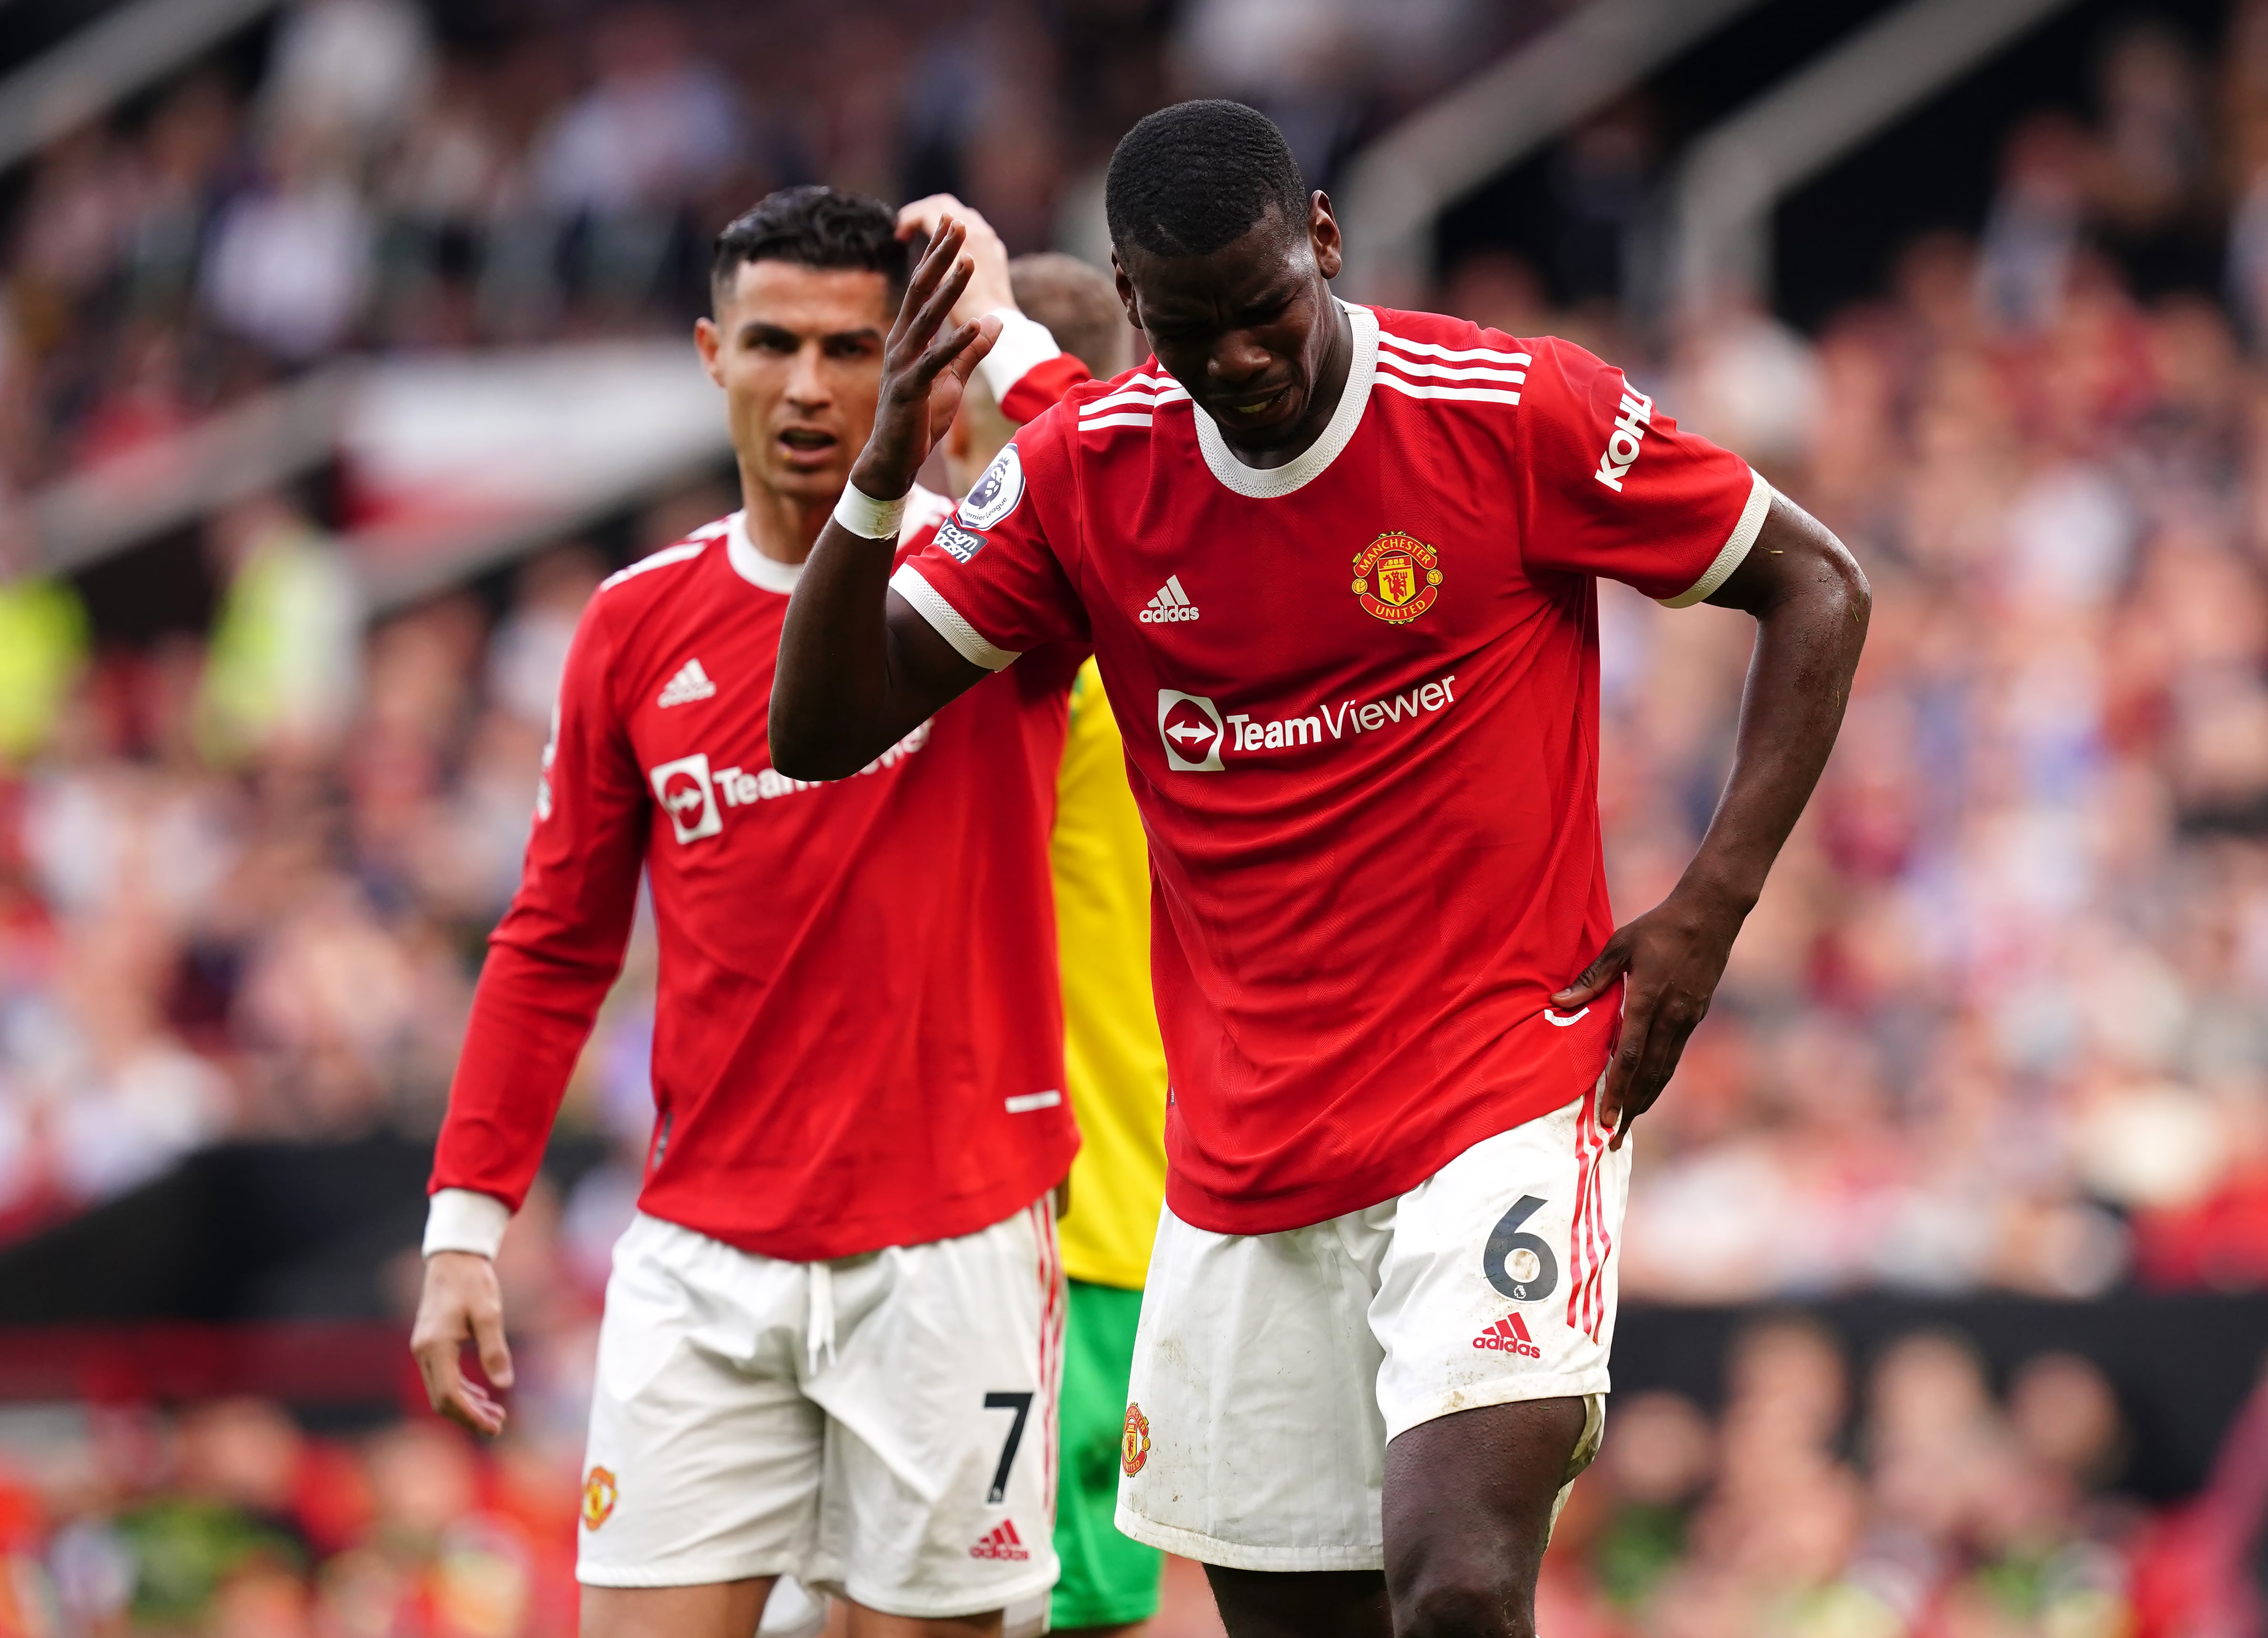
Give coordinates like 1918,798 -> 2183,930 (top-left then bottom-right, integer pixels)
1052,1280 -> 1163,1632
580,1216 -> 824,1589
1380,1398 -> 1594,1637
579,1578 -> 774,1638
1115,1202 -> 1392,1572
841,1606 -> 1004,1637
1201,1567 -> 1390,1638
806,1200 -> 1062,1622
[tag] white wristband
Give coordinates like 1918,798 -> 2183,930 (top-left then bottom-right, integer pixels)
976,308 -> 1063,404
832,482 -> 906,540
424,1188 -> 511,1258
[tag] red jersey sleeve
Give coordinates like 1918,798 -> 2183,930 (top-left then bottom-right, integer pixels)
1516,336 -> 1771,606
889,408 -> 1089,670
429,594 -> 648,1211
1000,355 -> 1092,425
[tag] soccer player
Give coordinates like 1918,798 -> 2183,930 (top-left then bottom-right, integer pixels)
932,242 -> 1168,1635
409,185 -> 1092,1638
770,101 -> 1870,1638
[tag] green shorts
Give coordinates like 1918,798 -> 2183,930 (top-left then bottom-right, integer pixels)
1053,1279 -> 1164,1628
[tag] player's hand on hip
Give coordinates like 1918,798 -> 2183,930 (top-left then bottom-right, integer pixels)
896,194 -> 1015,325
1552,883 -> 1742,1150
850,218 -> 1001,502
410,1250 -> 514,1436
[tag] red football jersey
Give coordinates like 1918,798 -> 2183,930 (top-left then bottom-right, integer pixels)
432,496 -> 1081,1262
892,305 -> 1768,1234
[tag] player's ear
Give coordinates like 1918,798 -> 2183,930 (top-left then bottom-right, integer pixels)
1111,251 -> 1143,332
694,316 -> 726,388
1310,192 -> 1343,283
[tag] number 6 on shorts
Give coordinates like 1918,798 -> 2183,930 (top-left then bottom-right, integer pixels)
1483,1194 -> 1559,1302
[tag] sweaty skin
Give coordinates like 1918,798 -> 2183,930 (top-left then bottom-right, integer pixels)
771,210 -> 1868,1638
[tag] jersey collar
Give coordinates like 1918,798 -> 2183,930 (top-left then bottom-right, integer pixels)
726,485 -> 953,593
1192,302 -> 1377,501
726,511 -> 804,593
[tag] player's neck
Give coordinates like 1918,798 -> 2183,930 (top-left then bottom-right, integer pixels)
1214,300 -> 1354,472
740,479 -> 833,566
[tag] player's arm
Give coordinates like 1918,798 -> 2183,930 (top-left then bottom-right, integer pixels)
1555,492 -> 1868,1144
410,603 -> 648,1434
771,221 -> 1002,778
896,193 -> 1093,422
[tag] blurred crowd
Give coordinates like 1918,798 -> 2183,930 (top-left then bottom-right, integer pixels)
0,0 -> 1517,500
1539,1320 -> 2268,1638
0,0 -> 2266,1634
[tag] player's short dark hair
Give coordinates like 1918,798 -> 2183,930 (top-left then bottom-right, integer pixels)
711,185 -> 909,312
1105,100 -> 1308,260
1010,253 -> 1133,379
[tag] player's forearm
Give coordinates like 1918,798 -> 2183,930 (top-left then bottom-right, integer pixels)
772,517 -> 929,778
430,939 -> 618,1211
1682,499 -> 1869,915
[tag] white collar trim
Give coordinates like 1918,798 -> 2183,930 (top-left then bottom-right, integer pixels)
726,512 -> 804,592
1192,302 -> 1377,500
726,485 -> 954,593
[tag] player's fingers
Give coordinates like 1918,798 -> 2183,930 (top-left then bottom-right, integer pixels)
904,259 -> 974,358
891,223 -> 965,345
1600,988 -> 1655,1147
893,223 -> 966,336
1552,937 -> 1630,1009
412,1331 -> 462,1416
917,313 -> 997,388
1620,999 -> 1702,1147
470,1304 -> 515,1391
442,1377 -> 506,1437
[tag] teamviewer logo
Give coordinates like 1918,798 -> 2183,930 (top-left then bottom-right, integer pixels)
1158,690 -> 1225,772
648,753 -> 723,844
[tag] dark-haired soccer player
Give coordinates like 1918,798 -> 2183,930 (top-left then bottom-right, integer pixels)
410,187 -> 1092,1638
771,103 -> 1871,1638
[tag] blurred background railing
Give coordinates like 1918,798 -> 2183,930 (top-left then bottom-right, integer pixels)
2,0 -> 2268,1633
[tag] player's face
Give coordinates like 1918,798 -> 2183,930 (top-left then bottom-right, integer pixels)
1114,195 -> 1345,452
695,261 -> 896,504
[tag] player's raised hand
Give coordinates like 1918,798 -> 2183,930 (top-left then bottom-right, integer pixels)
895,194 -> 1015,326
410,1250 -> 515,1436
1551,886 -> 1742,1150
849,218 -> 1001,503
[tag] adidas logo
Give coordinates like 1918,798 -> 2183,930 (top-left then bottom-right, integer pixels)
967,1519 -> 1030,1561
658,659 -> 717,708
1473,1313 -> 1542,1359
1138,575 -> 1199,624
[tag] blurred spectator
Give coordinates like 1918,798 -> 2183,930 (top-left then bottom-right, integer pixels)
194,498 -> 362,768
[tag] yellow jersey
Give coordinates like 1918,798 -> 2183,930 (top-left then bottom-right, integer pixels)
1052,659 -> 1169,1290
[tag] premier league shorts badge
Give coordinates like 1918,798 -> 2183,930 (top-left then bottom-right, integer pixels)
1351,532 -> 1443,624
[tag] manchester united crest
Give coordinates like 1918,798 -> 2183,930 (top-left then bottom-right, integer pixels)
1350,532 -> 1443,624
1121,1404 -> 1152,1476
581,1466 -> 618,1530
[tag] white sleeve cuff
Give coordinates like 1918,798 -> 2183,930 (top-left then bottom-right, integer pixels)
975,309 -> 1063,406
1660,467 -> 1772,609
424,1188 -> 511,1258
889,564 -> 1023,671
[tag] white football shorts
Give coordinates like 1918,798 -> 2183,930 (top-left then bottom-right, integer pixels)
1116,1083 -> 1627,1571
577,1202 -> 1064,1620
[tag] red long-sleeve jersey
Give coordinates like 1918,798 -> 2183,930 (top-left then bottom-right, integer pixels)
430,475 -> 1085,1262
